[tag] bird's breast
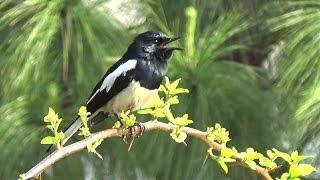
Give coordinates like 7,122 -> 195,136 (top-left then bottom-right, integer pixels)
136,59 -> 167,89
101,81 -> 158,113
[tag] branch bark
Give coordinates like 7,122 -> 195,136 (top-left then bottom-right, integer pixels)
23,120 -> 273,180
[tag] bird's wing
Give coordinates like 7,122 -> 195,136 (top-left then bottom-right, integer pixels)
86,59 -> 137,114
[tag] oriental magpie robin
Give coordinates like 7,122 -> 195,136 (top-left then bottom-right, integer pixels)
47,31 -> 182,151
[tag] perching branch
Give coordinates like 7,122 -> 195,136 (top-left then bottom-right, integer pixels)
23,120 -> 272,180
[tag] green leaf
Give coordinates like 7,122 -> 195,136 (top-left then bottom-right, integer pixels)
259,157 -> 277,169
18,174 -> 26,180
290,164 -> 317,177
267,150 -> 276,160
150,95 -> 165,108
279,172 -> 290,180
291,151 -> 312,164
43,107 -> 59,123
120,111 -> 136,128
79,127 -> 90,137
78,106 -> 90,120
170,114 -> 193,126
221,147 -> 236,158
162,76 -> 189,96
171,88 -> 189,95
112,121 -> 121,129
137,109 -> 154,115
207,123 -> 231,144
40,136 -> 57,145
166,96 -> 179,105
273,149 -> 292,164
245,148 -> 263,160
222,157 -> 236,163
297,164 -> 317,176
56,131 -> 64,140
289,164 -> 300,178
87,138 -> 103,159
170,128 -> 187,143
245,160 -> 257,170
218,159 -> 229,174
152,108 -> 166,118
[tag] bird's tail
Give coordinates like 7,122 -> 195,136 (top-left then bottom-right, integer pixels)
46,116 -> 82,152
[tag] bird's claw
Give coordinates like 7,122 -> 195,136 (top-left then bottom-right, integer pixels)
130,122 -> 145,137
122,122 -> 145,151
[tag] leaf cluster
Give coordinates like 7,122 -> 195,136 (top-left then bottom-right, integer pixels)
77,106 -> 103,159
40,108 -> 64,148
205,123 -> 316,179
139,77 -> 191,143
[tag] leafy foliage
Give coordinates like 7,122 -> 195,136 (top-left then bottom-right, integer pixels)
139,76 -> 191,143
78,106 -> 103,159
1,0 -> 320,179
32,78 -> 316,180
40,108 -> 64,147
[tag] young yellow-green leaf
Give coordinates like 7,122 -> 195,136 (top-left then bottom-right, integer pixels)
166,96 -> 179,105
267,149 -> 276,160
279,172 -> 290,180
290,164 -> 317,177
56,131 -> 64,140
120,111 -> 136,128
40,136 -> 57,145
221,147 -> 237,158
296,164 -> 317,176
171,88 -> 189,95
78,106 -> 91,120
164,76 -> 171,91
138,109 -> 154,115
245,160 -> 257,170
150,95 -> 165,108
158,84 -> 168,94
273,148 -> 292,164
152,108 -> 166,118
112,121 -> 121,129
170,128 -> 187,143
162,77 -> 189,96
207,123 -> 231,144
291,151 -> 312,164
87,138 -> 103,159
43,107 -> 59,124
245,148 -> 263,160
18,174 -> 26,180
289,164 -> 300,178
170,114 -> 193,126
218,159 -> 229,174
259,157 -> 277,169
79,127 -> 90,137
222,157 -> 236,163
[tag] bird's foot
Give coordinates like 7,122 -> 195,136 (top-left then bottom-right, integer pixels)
123,122 -> 145,151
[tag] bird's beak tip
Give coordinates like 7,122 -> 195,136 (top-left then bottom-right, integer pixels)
169,36 -> 184,42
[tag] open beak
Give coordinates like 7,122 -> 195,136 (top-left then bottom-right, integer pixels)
164,36 -> 184,51
165,36 -> 184,44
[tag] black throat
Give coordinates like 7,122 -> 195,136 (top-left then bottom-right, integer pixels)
125,43 -> 169,90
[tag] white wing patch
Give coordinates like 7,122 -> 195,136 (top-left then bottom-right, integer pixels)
87,59 -> 137,104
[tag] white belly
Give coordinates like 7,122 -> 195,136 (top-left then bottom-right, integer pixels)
100,81 -> 158,113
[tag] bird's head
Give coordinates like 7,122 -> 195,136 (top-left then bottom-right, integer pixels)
132,31 -> 183,61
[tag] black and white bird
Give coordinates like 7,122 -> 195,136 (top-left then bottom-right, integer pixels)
49,31 -> 182,151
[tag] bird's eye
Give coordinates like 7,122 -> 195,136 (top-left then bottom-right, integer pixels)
154,38 -> 161,44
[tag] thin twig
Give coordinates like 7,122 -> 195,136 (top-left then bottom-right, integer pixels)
23,120 -> 272,180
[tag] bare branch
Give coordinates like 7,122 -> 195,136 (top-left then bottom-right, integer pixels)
23,120 -> 272,180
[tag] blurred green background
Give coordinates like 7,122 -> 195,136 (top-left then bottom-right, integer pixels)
0,0 -> 319,179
